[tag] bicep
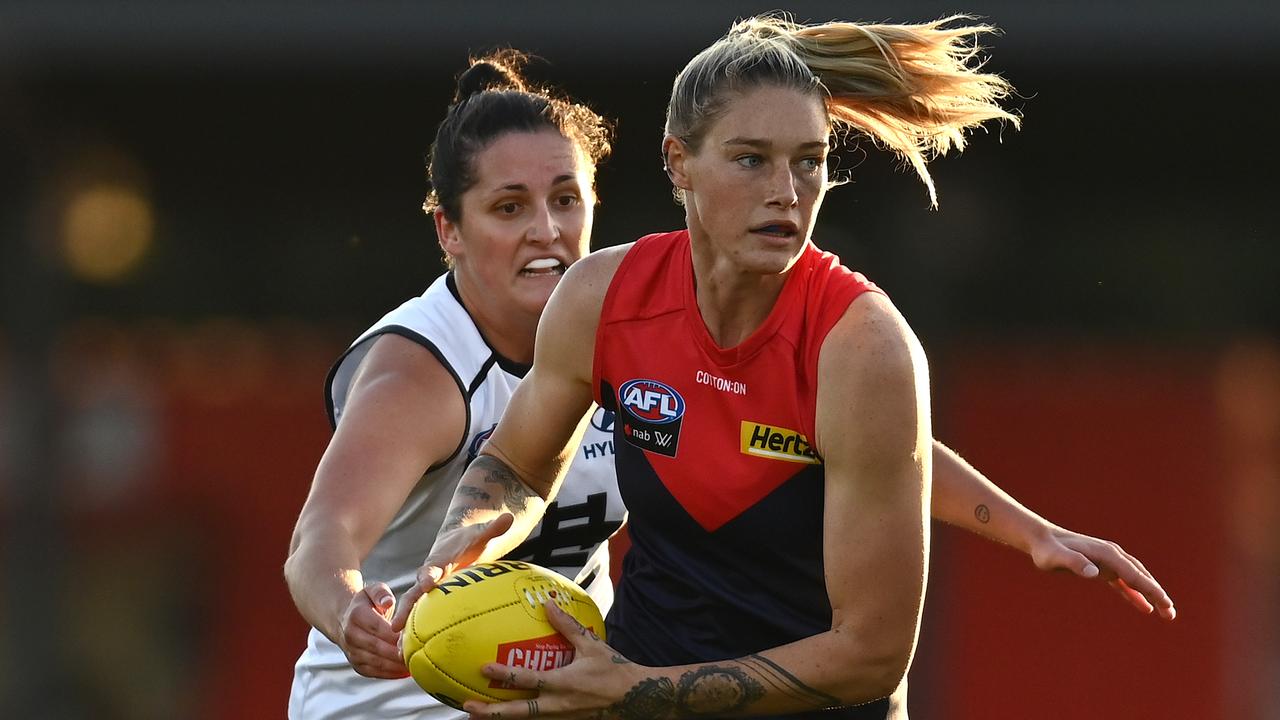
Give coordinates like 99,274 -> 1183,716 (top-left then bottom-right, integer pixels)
815,293 -> 931,661
293,334 -> 467,557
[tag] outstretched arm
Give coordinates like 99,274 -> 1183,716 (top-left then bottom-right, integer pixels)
930,440 -> 1176,620
285,334 -> 467,678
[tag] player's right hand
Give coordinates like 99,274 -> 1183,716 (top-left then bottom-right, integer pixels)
389,513 -> 516,632
1029,525 -> 1176,621
339,581 -> 410,679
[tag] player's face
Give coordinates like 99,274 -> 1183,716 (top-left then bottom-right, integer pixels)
439,128 -> 595,319
670,84 -> 829,275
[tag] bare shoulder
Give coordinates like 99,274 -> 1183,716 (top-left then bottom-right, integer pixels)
308,332 -> 467,538
819,292 -> 924,383
531,243 -> 634,387
548,242 -> 633,311
353,332 -> 457,390
814,292 -> 929,460
347,333 -> 466,425
538,243 -> 633,344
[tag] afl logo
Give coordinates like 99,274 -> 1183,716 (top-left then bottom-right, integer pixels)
619,379 -> 685,424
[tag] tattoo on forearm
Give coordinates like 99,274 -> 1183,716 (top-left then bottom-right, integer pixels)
974,503 -> 991,524
736,654 -> 841,709
677,666 -> 765,714
610,665 -> 766,719
473,456 -> 534,515
526,699 -> 539,717
610,677 -> 675,720
457,485 -> 493,504
611,654 -> 631,665
440,457 -> 536,532
442,506 -> 482,532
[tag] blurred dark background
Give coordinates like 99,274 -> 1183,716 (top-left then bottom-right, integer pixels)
1,1 -> 1277,718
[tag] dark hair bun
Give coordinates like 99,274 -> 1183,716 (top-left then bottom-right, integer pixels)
454,50 -> 529,103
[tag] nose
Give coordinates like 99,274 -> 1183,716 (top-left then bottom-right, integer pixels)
525,203 -> 559,246
766,164 -> 799,209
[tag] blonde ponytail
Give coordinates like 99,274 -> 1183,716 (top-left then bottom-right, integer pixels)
666,14 -> 1019,207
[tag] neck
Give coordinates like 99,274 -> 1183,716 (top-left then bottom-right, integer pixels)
688,234 -> 790,349
451,272 -> 538,364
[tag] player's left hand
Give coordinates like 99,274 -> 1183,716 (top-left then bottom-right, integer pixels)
462,601 -> 645,719
1029,525 -> 1176,620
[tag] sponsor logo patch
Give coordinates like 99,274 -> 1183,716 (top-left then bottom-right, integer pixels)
466,423 -> 497,464
491,633 -> 576,687
740,421 -> 822,464
590,407 -> 616,432
618,379 -> 684,457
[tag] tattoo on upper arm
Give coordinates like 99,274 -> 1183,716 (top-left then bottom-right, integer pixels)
975,503 -> 990,524
736,654 -> 842,709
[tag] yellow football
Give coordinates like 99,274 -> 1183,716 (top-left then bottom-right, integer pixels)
401,560 -> 606,710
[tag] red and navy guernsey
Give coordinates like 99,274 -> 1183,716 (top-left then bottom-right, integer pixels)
593,230 -> 893,719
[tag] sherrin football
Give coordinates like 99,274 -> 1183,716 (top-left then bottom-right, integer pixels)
401,560 -> 606,710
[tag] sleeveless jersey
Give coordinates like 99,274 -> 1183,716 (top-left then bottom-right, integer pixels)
593,230 -> 897,719
290,272 -> 625,720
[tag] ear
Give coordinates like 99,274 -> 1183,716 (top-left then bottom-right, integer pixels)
662,135 -> 693,192
434,209 -> 464,260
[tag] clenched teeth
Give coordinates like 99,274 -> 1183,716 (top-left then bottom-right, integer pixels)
521,257 -> 566,275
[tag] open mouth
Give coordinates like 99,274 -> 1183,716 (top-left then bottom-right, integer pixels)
750,222 -> 799,239
520,257 -> 567,277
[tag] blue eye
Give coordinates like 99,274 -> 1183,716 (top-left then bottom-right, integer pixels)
801,158 -> 822,172
736,155 -> 762,169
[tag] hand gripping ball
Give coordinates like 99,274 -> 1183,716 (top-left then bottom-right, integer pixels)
401,560 -> 606,709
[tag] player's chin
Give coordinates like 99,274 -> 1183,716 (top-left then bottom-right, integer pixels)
512,283 -> 558,316
741,247 -> 800,276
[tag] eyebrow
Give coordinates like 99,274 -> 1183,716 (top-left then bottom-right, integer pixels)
723,138 -> 829,151
491,174 -> 581,194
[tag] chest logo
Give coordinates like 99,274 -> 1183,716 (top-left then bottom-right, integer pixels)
617,378 -> 685,458
590,407 -> 616,432
740,421 -> 822,465
466,423 -> 498,464
619,379 -> 685,424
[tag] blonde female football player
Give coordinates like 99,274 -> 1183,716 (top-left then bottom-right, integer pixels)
401,17 -> 1176,720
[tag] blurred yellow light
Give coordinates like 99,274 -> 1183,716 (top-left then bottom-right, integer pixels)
61,184 -> 154,283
